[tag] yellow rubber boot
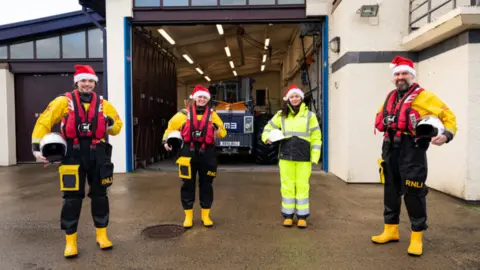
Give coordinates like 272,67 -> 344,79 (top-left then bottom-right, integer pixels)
64,233 -> 78,258
283,218 -> 293,227
201,209 -> 213,227
297,219 -> 307,229
371,224 -> 400,244
407,231 -> 423,256
96,228 -> 113,250
183,209 -> 193,228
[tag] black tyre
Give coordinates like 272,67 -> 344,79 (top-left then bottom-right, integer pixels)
254,113 -> 279,165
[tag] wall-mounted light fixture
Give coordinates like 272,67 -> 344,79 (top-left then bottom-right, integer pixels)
358,4 -> 379,17
329,36 -> 340,53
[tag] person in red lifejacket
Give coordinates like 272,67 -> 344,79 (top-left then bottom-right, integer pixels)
31,65 -> 123,259
372,56 -> 457,256
162,85 -> 227,228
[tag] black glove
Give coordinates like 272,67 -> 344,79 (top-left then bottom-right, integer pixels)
107,116 -> 114,127
213,123 -> 219,130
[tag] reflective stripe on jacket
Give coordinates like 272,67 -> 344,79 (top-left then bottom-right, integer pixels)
261,103 -> 322,163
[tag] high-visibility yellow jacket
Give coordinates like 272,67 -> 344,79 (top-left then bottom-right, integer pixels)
162,107 -> 227,143
31,94 -> 123,148
261,103 -> 322,164
377,89 -> 457,142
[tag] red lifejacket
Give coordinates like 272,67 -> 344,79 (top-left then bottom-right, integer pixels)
374,83 -> 424,141
61,90 -> 107,147
181,104 -> 216,152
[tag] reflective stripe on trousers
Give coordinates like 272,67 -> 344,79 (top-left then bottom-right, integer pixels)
279,159 -> 312,217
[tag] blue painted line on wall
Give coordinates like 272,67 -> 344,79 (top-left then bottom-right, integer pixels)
322,17 -> 329,172
124,17 -> 133,172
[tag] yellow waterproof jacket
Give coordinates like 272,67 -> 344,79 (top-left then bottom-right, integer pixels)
162,107 -> 227,143
31,93 -> 123,147
261,103 -> 322,164
377,89 -> 457,141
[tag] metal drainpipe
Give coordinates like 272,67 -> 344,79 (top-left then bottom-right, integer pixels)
81,7 -> 108,100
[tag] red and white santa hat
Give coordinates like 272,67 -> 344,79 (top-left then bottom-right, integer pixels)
190,84 -> 211,100
283,84 -> 304,101
389,56 -> 416,77
74,65 -> 98,83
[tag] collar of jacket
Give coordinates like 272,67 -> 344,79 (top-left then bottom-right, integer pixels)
287,102 -> 307,116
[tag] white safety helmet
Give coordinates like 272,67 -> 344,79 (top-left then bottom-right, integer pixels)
269,129 -> 285,143
167,131 -> 184,150
39,132 -> 67,162
415,115 -> 445,138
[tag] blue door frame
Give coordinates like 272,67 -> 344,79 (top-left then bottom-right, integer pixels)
123,17 -> 329,173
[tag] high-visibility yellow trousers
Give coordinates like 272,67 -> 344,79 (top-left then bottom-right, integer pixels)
278,159 -> 312,218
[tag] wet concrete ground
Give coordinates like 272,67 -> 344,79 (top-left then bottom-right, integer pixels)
0,164 -> 479,270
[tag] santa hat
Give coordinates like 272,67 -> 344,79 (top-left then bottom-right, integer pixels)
389,56 -> 416,77
283,85 -> 304,101
189,84 -> 211,100
74,65 -> 98,83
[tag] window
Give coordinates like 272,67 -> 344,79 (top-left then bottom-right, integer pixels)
221,0 -> 246,5
62,31 -> 86,58
0,46 -> 7,59
36,37 -> 60,59
88,28 -> 103,58
135,0 -> 160,6
163,0 -> 188,5
278,0 -> 304,3
191,0 -> 217,5
10,41 -> 34,59
249,0 -> 275,4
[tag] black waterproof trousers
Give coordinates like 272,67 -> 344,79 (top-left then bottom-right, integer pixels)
380,132 -> 429,232
60,139 -> 111,235
179,144 -> 218,210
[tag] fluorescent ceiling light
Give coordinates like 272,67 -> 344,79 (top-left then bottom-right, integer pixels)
264,38 -> 270,49
158,29 -> 175,45
182,54 -> 194,64
196,68 -> 204,75
225,46 -> 231,57
205,76 -> 211,81
233,70 -> 237,76
229,61 -> 234,69
262,54 -> 267,63
261,64 -> 265,72
216,24 -> 224,35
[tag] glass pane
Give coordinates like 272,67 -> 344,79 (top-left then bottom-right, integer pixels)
135,0 -> 160,7
62,31 -> 86,58
10,41 -> 34,59
88,28 -> 103,58
163,0 -> 188,5
221,0 -> 246,5
36,37 -> 60,59
278,0 -> 304,3
192,0 -> 217,5
249,0 -> 275,4
0,46 -> 7,59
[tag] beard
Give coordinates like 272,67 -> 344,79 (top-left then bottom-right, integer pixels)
395,79 -> 410,91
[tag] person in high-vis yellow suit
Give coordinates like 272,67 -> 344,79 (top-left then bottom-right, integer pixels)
373,56 -> 457,256
261,85 -> 322,229
162,85 -> 227,229
31,65 -> 123,259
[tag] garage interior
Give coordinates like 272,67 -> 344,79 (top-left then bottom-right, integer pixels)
131,22 -> 324,170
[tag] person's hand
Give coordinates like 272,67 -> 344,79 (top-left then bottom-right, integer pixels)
164,143 -> 172,151
431,134 -> 448,146
266,139 -> 272,144
33,151 -> 48,163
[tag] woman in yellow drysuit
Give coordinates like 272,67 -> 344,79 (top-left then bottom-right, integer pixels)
261,85 -> 322,228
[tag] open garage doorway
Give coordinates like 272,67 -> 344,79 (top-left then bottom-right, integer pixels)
130,21 -> 326,171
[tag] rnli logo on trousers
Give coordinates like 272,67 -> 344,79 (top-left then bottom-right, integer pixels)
207,171 -> 216,177
406,180 -> 423,188
102,177 -> 113,185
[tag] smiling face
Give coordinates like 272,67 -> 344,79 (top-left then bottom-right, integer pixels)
195,95 -> 209,106
77,79 -> 96,93
393,71 -> 414,91
289,93 -> 302,106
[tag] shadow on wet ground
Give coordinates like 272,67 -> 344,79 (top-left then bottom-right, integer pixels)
0,164 -> 478,269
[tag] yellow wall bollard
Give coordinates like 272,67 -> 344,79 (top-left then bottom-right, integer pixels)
378,158 -> 385,184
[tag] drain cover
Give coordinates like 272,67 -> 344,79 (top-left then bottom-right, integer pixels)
141,224 -> 185,239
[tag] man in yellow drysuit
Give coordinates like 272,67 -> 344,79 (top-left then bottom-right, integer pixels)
31,65 -> 123,258
261,85 -> 322,228
373,56 -> 457,256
